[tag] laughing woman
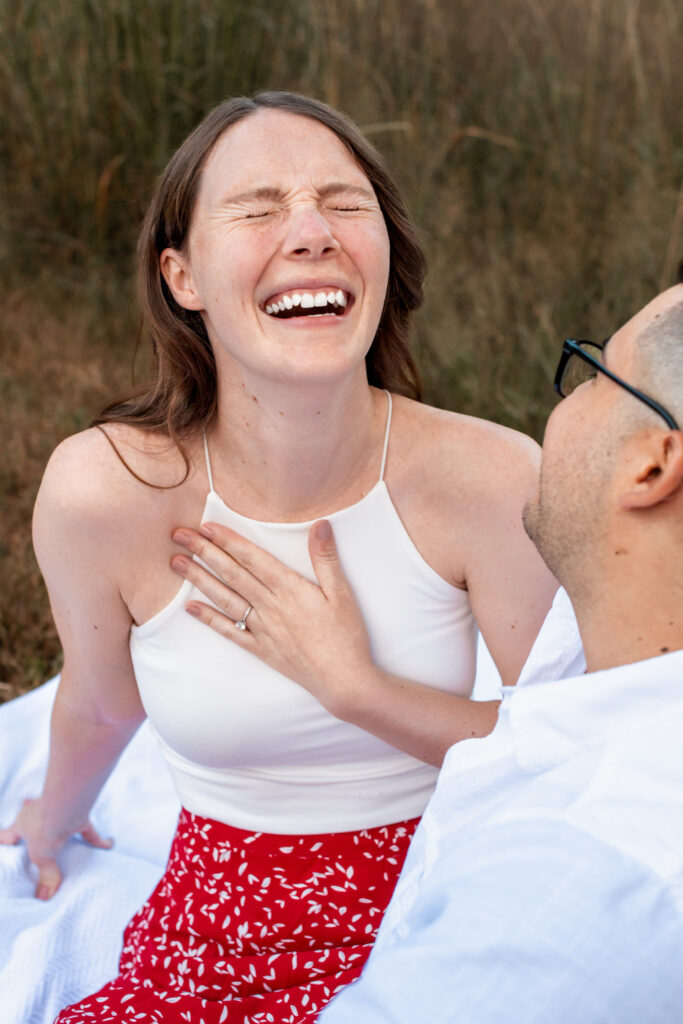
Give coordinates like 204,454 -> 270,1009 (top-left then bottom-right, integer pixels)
1,92 -> 556,1023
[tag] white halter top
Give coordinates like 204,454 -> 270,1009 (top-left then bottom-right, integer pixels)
130,393 -> 477,833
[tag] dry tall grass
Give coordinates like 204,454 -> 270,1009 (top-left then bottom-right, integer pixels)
2,0 -> 682,698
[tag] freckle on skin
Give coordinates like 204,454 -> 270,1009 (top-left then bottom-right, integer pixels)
252,395 -> 258,403
661,646 -> 670,652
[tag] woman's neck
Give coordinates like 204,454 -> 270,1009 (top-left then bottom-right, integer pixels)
207,370 -> 385,521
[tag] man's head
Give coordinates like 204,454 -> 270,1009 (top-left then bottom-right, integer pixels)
523,285 -> 683,619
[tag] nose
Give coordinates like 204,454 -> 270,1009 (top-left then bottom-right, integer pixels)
283,204 -> 340,260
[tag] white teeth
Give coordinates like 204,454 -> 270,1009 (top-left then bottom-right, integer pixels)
264,288 -> 349,316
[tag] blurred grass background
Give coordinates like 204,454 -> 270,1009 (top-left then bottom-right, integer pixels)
1,0 -> 682,699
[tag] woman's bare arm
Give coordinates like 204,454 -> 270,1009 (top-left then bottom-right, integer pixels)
0,433 -> 145,898
456,425 -> 558,685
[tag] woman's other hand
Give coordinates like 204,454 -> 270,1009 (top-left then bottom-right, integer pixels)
171,520 -> 371,717
0,797 -> 113,900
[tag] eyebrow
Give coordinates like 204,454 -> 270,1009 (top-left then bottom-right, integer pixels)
318,182 -> 376,201
221,182 -> 376,205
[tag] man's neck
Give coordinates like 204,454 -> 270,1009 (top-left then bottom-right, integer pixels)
571,569 -> 682,673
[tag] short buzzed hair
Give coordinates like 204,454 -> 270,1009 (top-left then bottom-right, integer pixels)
634,297 -> 683,428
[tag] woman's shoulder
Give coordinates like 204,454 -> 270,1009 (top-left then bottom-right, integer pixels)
383,396 -> 543,588
37,424 -> 196,530
391,395 -> 541,498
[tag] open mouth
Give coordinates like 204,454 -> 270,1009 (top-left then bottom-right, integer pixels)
262,288 -> 351,320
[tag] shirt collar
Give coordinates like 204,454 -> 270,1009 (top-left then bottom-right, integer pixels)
515,586 -> 586,689
507,649 -> 683,772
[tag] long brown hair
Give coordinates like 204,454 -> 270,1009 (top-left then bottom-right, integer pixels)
94,91 -> 426,478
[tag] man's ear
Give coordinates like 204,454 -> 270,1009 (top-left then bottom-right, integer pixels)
159,248 -> 204,311
620,431 -> 683,509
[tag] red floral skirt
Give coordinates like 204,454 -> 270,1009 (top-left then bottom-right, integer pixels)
55,808 -> 419,1023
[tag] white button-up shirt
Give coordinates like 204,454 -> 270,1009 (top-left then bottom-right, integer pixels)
321,594 -> 683,1023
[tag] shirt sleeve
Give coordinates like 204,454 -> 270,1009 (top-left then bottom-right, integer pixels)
320,818 -> 683,1024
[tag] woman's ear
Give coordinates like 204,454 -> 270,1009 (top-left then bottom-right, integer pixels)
160,248 -> 204,311
620,431 -> 683,509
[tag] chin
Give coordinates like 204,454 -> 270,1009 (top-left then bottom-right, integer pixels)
521,496 -> 540,546
275,351 -> 369,386
522,496 -> 563,580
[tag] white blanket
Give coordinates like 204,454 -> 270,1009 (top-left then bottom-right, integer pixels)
0,680 -> 180,1023
0,641 -> 506,1024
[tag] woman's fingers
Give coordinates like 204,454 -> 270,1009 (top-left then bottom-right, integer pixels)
171,523 -> 322,635
176,524 -> 299,594
0,823 -> 21,845
33,822 -> 113,898
179,521 -> 372,711
199,523 -> 292,591
0,804 -> 111,900
35,861 -> 62,901
0,798 -> 36,846
79,822 -> 114,850
186,599 -> 259,647
307,520 -> 351,598
172,526 -> 272,605
171,554 -> 253,624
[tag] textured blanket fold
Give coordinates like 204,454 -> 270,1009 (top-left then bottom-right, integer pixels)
0,679 -> 180,1024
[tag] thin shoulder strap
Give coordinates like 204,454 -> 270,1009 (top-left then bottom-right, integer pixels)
378,390 -> 393,482
202,430 -> 215,493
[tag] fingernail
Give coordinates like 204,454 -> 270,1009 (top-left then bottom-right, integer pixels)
315,520 -> 331,542
173,529 -> 192,547
36,885 -> 50,901
186,603 -> 201,618
171,555 -> 189,574
199,523 -> 214,538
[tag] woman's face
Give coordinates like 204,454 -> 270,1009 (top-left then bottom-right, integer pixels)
161,109 -> 391,388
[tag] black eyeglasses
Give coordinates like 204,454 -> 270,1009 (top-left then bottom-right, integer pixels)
554,339 -> 679,431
